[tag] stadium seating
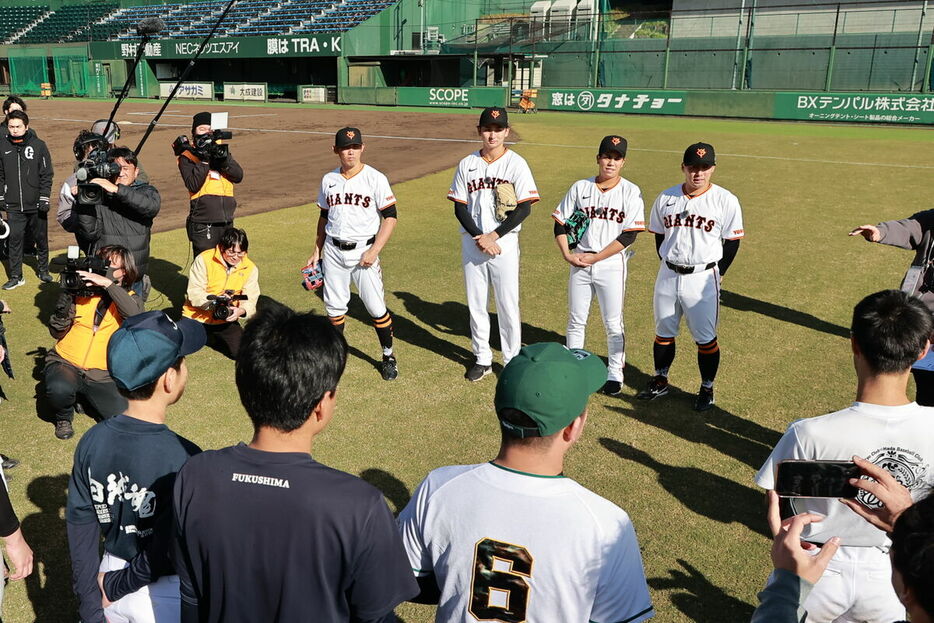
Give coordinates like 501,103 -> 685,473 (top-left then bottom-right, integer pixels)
0,5 -> 49,42
15,3 -> 117,44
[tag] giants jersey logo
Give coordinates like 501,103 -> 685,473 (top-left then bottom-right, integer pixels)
663,213 -> 716,233
326,192 -> 373,208
582,205 -> 628,224
467,177 -> 510,194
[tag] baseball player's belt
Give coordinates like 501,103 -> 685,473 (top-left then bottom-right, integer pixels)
331,236 -> 376,251
666,261 -> 716,275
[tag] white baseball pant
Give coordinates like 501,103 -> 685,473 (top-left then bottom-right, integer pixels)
567,252 -> 627,382
461,232 -> 521,366
322,238 -> 388,319
100,552 -> 180,623
653,263 -> 720,344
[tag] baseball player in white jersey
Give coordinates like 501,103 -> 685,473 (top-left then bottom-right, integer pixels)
637,142 -> 743,411
308,127 -> 399,380
756,289 -> 934,623
552,135 -> 645,396
397,342 -> 654,623
447,107 -> 539,381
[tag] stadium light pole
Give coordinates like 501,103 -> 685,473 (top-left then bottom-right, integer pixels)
419,0 -> 424,53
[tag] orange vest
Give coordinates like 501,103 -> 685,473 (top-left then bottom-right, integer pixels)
54,295 -> 126,370
182,152 -> 235,201
182,247 -> 256,324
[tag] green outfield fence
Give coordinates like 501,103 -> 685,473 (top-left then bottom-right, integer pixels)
443,0 -> 934,93
8,47 -> 49,96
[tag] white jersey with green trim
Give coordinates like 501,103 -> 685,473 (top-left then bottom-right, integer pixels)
447,149 -> 539,235
552,176 -> 645,253
397,462 -> 654,623
648,182 -> 743,266
316,164 -> 396,242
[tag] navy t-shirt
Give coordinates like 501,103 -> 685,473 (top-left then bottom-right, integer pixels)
67,414 -> 201,561
173,443 -> 418,622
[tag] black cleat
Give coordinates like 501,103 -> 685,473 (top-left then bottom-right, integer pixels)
602,380 -> 622,396
694,386 -> 715,412
380,355 -> 399,381
1,454 -> 19,470
54,420 -> 74,440
637,375 -> 670,400
465,363 -> 492,382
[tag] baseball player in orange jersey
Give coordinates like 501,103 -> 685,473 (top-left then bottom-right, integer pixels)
552,135 -> 645,395
637,143 -> 743,411
447,107 -> 539,381
308,127 -> 399,381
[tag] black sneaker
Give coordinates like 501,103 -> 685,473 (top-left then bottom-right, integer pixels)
38,271 -> 53,283
602,380 -> 622,396
465,363 -> 492,382
2,277 -> 25,290
694,386 -> 715,412
380,355 -> 399,381
637,375 -> 670,400
54,420 -> 74,440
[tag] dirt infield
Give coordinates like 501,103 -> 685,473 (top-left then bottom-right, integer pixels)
22,99 -> 476,252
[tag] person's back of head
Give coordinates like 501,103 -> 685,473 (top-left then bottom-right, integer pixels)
852,290 -> 933,374
2,95 -> 26,115
891,493 -> 934,620
236,303 -> 347,433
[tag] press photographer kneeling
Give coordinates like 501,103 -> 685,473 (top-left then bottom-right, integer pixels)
44,245 -> 146,440
182,227 -> 258,358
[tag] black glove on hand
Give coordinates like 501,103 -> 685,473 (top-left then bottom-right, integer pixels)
38,198 -> 50,213
172,135 -> 191,157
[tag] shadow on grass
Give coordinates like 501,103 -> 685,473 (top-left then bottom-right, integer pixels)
648,559 -> 755,623
599,438 -> 769,538
148,257 -> 189,312
720,290 -> 849,339
360,468 -> 411,516
21,474 -> 75,622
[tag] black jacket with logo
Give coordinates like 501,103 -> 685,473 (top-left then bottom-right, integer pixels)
0,129 -> 53,212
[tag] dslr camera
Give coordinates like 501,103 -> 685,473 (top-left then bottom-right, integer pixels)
75,147 -> 121,205
59,246 -> 110,297
207,289 -> 247,321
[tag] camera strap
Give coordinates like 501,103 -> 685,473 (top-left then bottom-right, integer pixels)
93,294 -> 113,329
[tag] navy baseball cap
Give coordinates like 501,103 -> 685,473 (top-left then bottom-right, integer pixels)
683,142 -> 716,167
495,343 -> 607,438
335,127 -> 363,147
478,107 -> 509,128
598,135 -> 627,157
108,311 -> 207,391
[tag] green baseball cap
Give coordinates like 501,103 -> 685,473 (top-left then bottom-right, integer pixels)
495,343 -> 608,437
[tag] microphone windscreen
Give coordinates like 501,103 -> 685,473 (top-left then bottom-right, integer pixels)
137,17 -> 165,36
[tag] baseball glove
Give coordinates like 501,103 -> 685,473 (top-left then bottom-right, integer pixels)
301,262 -> 324,291
564,208 -> 591,249
494,182 -> 518,222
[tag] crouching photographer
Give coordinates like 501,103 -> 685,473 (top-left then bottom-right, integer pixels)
44,245 -> 146,440
72,146 -> 159,280
182,228 -> 258,358
174,111 -> 243,257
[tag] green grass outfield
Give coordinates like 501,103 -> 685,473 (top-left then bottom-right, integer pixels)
1,109 -> 931,622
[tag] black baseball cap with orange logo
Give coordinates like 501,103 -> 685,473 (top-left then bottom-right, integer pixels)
478,107 -> 509,128
598,135 -> 627,157
335,127 -> 363,147
683,142 -> 716,167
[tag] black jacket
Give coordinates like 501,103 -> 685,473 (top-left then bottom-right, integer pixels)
177,151 -> 242,223
0,128 -> 53,212
74,180 -> 160,275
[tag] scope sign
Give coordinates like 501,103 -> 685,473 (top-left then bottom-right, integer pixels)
428,88 -> 469,106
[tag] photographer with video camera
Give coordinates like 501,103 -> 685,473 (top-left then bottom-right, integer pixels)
0,109 -> 52,290
72,146 -> 159,281
44,245 -> 146,440
174,112 -> 242,257
182,227 -> 258,359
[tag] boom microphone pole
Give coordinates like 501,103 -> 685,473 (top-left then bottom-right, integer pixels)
101,17 -> 165,143
134,0 -> 238,156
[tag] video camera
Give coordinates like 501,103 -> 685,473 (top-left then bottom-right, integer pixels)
193,129 -> 233,161
75,147 -> 121,205
207,289 -> 247,320
59,246 -> 110,297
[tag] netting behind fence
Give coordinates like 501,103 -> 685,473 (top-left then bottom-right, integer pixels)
52,46 -> 90,96
9,48 -> 49,96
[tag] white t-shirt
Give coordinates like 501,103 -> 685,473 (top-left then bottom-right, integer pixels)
447,149 -> 539,235
552,176 -> 645,253
756,401 -> 934,547
648,183 -> 744,266
316,164 -> 396,242
398,462 -> 654,623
